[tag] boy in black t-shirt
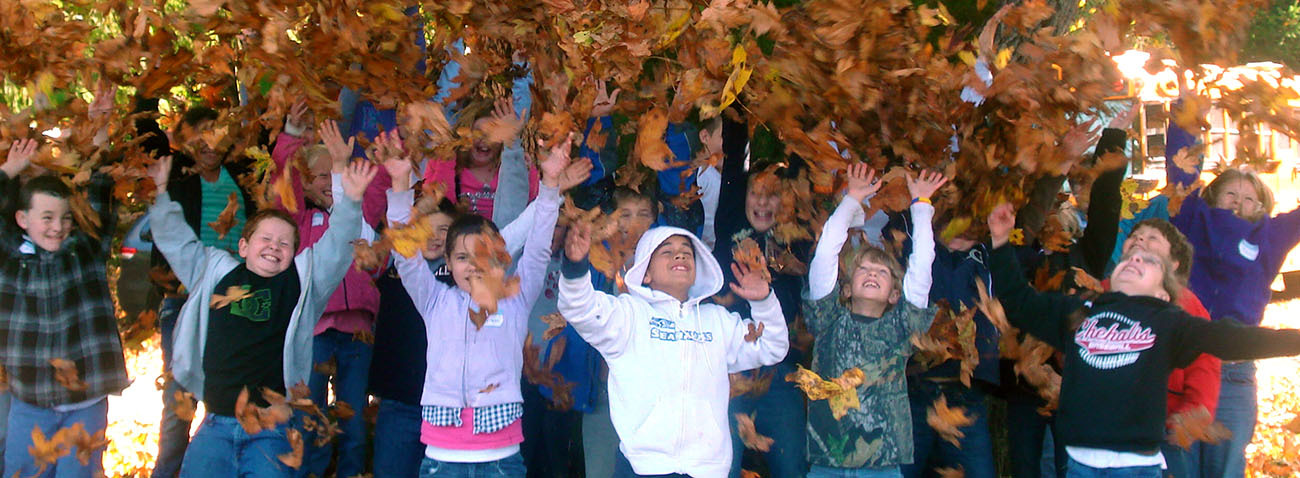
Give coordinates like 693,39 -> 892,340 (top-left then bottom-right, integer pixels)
985,203 -> 1300,477
147,156 -> 378,478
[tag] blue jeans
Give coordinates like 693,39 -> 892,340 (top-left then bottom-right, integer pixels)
1187,361 -> 1256,478
612,450 -> 689,478
807,465 -> 903,478
373,399 -> 426,478
1005,391 -> 1066,478
4,397 -> 108,478
179,413 -> 293,478
901,381 -> 996,478
728,363 -> 807,478
419,453 -> 526,478
0,391 -> 9,478
1064,458 -> 1161,478
154,297 -> 193,478
1160,442 -> 1188,478
300,329 -> 373,478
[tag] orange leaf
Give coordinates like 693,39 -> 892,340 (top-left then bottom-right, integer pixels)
743,321 -> 765,343
732,237 -> 772,283
540,312 -> 568,341
279,428 -> 304,469
210,285 -> 251,309
926,395 -> 974,448
479,383 -> 500,394
49,358 -> 88,393
634,108 -> 678,171
206,192 -> 240,239
1167,406 -> 1232,450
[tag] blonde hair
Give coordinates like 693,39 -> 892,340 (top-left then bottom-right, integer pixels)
1201,169 -> 1274,222
301,145 -> 332,171
838,244 -> 904,302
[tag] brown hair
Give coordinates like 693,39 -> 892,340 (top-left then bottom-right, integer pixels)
1201,169 -> 1274,222
1117,249 -> 1183,301
1128,218 -> 1193,284
242,209 -> 301,251
838,244 -> 904,303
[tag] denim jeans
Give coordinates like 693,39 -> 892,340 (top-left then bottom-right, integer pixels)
728,363 -> 807,478
1005,391 -> 1066,478
901,381 -> 996,478
807,464 -> 903,478
1186,361 -> 1256,478
373,399 -> 425,478
612,450 -> 690,478
1064,458 -> 1162,478
0,391 -> 9,478
4,397 -> 108,478
419,453 -> 526,478
521,381 -> 583,478
1159,442 -> 1188,478
154,297 -> 193,478
179,413 -> 293,478
300,329 -> 373,478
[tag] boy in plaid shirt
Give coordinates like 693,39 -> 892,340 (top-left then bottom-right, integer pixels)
0,138 -> 130,477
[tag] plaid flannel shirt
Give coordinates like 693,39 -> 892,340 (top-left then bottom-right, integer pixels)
422,402 -> 523,435
0,172 -> 129,408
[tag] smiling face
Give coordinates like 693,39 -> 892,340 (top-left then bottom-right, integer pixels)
615,196 -> 655,241
642,235 -> 696,301
849,256 -> 899,306
1109,250 -> 1170,300
420,212 -> 454,261
745,187 -> 780,233
302,151 -> 333,208
238,216 -> 297,277
1122,225 -> 1175,269
448,233 -> 484,292
468,117 -> 505,168
1212,177 -> 1263,221
15,193 -> 72,252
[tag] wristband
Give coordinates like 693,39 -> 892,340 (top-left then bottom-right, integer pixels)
912,197 -> 931,205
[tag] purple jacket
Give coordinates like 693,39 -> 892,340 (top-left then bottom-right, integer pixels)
386,185 -> 561,408
1167,122 -> 1300,325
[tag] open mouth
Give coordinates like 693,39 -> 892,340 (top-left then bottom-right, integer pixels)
260,253 -> 283,265
670,264 -> 690,272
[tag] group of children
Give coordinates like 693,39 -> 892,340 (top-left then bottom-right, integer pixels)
2,83 -> 1300,478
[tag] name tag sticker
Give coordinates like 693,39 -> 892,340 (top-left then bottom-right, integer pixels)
485,314 -> 505,327
1238,239 -> 1260,262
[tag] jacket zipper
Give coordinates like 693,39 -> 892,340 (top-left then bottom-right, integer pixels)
674,302 -> 688,459
461,300 -> 471,407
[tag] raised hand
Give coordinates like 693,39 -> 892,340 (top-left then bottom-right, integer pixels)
286,98 -> 312,137
3,138 -> 38,177
843,163 -> 880,202
342,159 -> 379,202
318,120 -> 355,172
558,157 -> 594,191
988,202 -> 1016,249
906,170 -> 949,201
564,221 -> 592,262
489,96 -> 523,141
1060,118 -> 1101,161
1109,102 -> 1141,130
730,261 -> 772,301
539,134 -> 576,190
148,155 -> 174,197
591,79 -> 621,117
374,130 -> 413,192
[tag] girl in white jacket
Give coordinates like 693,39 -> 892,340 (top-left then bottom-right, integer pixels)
558,225 -> 789,478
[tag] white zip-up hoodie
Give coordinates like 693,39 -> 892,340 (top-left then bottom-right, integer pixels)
558,227 -> 789,477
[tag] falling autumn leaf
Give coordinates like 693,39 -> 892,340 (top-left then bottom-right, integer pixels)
207,192 -> 240,239
65,423 -> 109,466
279,428 -> 304,469
730,369 -> 774,398
479,383 -> 500,394
927,395 -> 975,448
540,312 -> 568,341
1168,406 -> 1233,450
734,412 -> 774,452
935,467 -> 965,478
314,357 -> 338,377
28,426 -> 71,475
174,390 -> 197,422
211,285 -> 251,309
354,329 -> 375,346
49,358 -> 89,393
743,321 -> 765,343
732,237 -> 771,283
332,401 -> 356,421
786,365 -> 865,420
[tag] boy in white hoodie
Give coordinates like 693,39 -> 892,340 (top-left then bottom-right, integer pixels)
558,224 -> 789,478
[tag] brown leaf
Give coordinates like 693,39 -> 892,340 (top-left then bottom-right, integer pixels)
732,237 -> 772,283
279,428 -> 304,469
1167,406 -> 1232,450
65,422 -> 108,466
734,412 -> 774,452
173,390 -> 197,422
469,307 -> 490,331
210,285 -> 251,309
49,358 -> 88,392
313,357 -> 337,377
235,387 -> 264,435
540,312 -> 568,341
28,426 -> 71,473
927,395 -> 975,448
743,321 -> 765,343
332,401 -> 356,421
479,383 -> 500,394
0,363 -> 8,393
634,108 -> 678,171
207,192 -> 240,239
1285,414 -> 1300,434
729,369 -> 774,399
935,466 -> 965,478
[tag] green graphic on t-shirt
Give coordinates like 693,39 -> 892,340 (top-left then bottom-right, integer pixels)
230,288 -> 273,322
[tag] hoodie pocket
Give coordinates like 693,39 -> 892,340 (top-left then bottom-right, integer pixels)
626,396 -> 723,459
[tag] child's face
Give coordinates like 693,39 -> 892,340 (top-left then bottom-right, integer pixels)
420,212 -> 454,260
15,192 -> 72,252
1122,225 -> 1176,271
615,197 -> 655,240
1213,177 -> 1263,221
745,188 -> 780,233
303,156 -> 333,208
468,117 -> 504,167
642,235 -> 696,298
1109,251 -> 1169,300
448,233 -> 484,291
849,257 -> 898,305
238,217 -> 297,277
